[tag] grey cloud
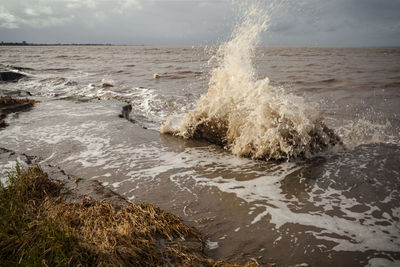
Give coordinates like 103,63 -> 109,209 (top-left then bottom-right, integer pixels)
0,0 -> 399,46
263,0 -> 400,46
0,6 -> 18,29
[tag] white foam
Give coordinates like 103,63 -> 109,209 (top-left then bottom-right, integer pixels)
199,170 -> 400,252
83,139 -> 399,253
206,239 -> 219,250
366,258 -> 400,267
0,157 -> 30,186
337,119 -> 398,149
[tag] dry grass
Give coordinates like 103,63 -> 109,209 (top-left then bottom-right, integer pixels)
0,96 -> 37,106
0,96 -> 38,128
0,164 -> 256,266
44,197 -> 209,266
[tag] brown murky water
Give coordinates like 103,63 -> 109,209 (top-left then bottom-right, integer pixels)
1,41 -> 400,266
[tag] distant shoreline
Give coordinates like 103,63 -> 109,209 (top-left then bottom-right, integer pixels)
0,42 -> 116,46
1,42 -> 399,48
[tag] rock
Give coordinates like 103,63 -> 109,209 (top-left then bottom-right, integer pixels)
0,71 -> 26,82
119,104 -> 132,119
118,104 -> 137,123
100,79 -> 114,88
118,104 -> 152,129
0,120 -> 7,128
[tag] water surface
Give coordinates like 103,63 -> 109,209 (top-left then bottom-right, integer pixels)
0,44 -> 399,266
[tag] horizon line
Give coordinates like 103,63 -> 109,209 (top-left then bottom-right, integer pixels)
1,41 -> 399,49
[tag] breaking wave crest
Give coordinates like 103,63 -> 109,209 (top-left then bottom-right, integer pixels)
161,3 -> 342,160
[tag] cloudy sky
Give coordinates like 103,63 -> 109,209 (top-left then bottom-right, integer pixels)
0,0 -> 399,46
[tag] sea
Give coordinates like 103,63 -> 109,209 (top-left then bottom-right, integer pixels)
1,6 -> 400,267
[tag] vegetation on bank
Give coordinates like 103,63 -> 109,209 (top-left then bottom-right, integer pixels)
0,165 -> 256,266
0,41 -> 113,46
0,97 -> 36,107
0,97 -> 37,128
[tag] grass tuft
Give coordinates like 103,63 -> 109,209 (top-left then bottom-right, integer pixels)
0,97 -> 37,106
0,164 -> 82,266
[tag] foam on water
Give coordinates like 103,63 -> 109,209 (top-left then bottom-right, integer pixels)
0,157 -> 30,186
14,75 -> 189,130
337,118 -> 399,149
367,258 -> 400,267
108,141 -> 400,253
2,8 -> 399,265
201,174 -> 400,252
1,99 -> 399,259
161,2 -> 341,160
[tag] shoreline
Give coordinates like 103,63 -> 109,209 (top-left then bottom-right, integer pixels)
0,162 -> 208,266
0,148 -> 262,266
0,95 -> 259,266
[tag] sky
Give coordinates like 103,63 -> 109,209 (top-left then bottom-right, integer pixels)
0,0 -> 399,46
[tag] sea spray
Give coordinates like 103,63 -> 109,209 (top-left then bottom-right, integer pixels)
161,2 -> 341,160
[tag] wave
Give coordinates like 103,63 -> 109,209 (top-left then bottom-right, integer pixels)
155,71 -> 204,80
41,68 -> 76,72
160,3 -> 342,160
100,79 -> 115,88
5,64 -> 35,71
16,72 -> 191,129
319,78 -> 338,83
383,82 -> 400,88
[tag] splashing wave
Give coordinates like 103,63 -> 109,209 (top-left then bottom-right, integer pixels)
161,3 -> 342,160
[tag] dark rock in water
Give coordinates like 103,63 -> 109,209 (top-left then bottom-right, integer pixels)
118,104 -> 150,129
192,120 -> 228,147
189,117 -> 343,161
120,104 -> 132,119
0,120 -> 7,128
119,104 -> 137,124
0,71 -> 26,82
